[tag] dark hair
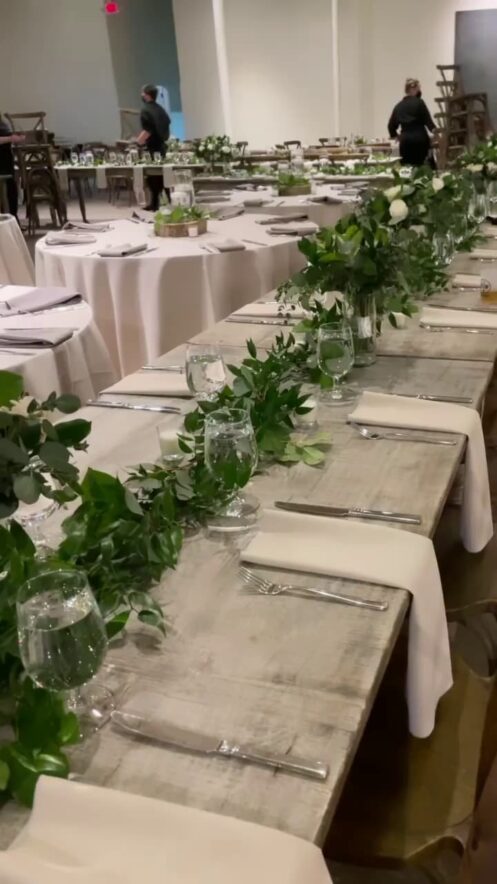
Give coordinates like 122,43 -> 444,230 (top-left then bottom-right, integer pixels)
142,84 -> 158,101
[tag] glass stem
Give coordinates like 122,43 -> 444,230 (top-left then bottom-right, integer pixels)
225,493 -> 244,517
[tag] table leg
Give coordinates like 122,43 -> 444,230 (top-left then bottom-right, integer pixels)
74,176 -> 88,223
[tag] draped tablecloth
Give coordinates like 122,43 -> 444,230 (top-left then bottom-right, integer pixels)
0,298 -> 116,401
0,215 -> 35,284
35,216 -> 305,377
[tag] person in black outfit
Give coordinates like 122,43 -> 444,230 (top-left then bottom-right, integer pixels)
132,84 -> 171,210
0,115 -> 25,217
388,78 -> 436,167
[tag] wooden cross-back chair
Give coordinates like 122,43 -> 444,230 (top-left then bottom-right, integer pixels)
5,111 -> 48,143
15,143 -> 66,234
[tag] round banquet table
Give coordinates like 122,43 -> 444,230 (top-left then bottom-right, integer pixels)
35,215 -> 306,377
0,214 -> 35,284
0,300 -> 117,402
197,183 -> 358,227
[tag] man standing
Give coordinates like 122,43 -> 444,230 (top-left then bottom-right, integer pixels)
134,84 -> 171,210
0,115 -> 25,217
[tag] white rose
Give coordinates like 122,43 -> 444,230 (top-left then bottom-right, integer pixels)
389,198 -> 409,223
488,162 -> 497,174
410,224 -> 426,236
432,177 -> 445,192
221,145 -> 231,154
384,185 -> 402,203
467,163 -> 484,173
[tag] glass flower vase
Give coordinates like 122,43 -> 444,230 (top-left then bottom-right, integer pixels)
346,293 -> 377,367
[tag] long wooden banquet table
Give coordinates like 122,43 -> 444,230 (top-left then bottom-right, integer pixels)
2,266 -> 496,851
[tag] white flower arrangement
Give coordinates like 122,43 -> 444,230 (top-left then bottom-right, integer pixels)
194,134 -> 234,163
432,177 -> 445,192
384,185 -> 402,203
389,198 -> 409,224
466,163 -> 484,173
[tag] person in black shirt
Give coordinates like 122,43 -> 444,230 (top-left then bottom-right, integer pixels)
133,84 -> 171,210
388,78 -> 436,167
0,115 -> 25,217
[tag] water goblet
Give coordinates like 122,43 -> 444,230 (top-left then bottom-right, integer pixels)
17,570 -> 112,736
317,322 -> 356,405
204,407 -> 259,531
185,343 -> 227,402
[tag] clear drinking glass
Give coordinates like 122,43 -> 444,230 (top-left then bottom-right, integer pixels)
84,151 -> 94,166
185,343 -> 227,401
469,192 -> 487,225
16,497 -> 57,555
70,151 -> 79,166
317,322 -> 356,405
487,181 -> 497,220
153,151 -> 162,164
108,150 -> 117,164
17,570 -> 112,735
204,407 -> 259,531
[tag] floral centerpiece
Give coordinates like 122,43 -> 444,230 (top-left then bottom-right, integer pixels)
194,134 -> 234,167
154,205 -> 208,238
277,171 -> 311,196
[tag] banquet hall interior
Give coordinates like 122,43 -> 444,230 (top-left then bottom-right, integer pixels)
4,1 -> 497,882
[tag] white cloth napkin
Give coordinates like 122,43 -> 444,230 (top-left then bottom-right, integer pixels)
206,238 -> 246,252
162,164 -> 175,188
64,221 -> 111,232
0,285 -> 80,314
97,242 -> 148,257
45,233 -> 96,245
451,272 -> 482,288
243,197 -> 271,206
348,392 -> 493,553
234,301 -> 306,318
242,508 -> 452,739
471,248 -> 497,260
216,207 -> 245,221
421,306 -> 497,329
103,370 -> 191,397
0,776 -> 332,884
133,166 -> 145,203
0,327 -> 73,347
268,222 -> 318,236
96,166 -> 108,189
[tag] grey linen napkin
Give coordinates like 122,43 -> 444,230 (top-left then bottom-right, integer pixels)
215,207 -> 245,221
97,242 -> 148,257
257,212 -> 308,225
206,238 -> 246,252
0,327 -> 74,347
64,221 -> 112,232
0,287 -> 81,314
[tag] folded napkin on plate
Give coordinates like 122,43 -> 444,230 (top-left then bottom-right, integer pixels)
0,327 -> 73,347
451,272 -> 483,288
268,222 -> 318,236
242,508 -> 452,739
0,285 -> 80,314
216,207 -> 245,221
0,776 -> 333,884
97,242 -> 148,257
206,238 -> 246,252
103,371 -> 191,397
258,212 -> 309,225
64,221 -> 112,232
349,391 -> 493,553
243,197 -> 271,207
234,301 -> 306,318
45,232 -> 96,245
421,306 -> 497,329
471,248 -> 497,260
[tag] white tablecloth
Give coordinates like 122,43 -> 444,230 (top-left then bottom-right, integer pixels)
0,293 -> 116,401
35,216 -> 305,376
0,215 -> 35,284
198,185 -> 357,227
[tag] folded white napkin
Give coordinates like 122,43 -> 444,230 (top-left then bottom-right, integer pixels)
242,508 -> 452,738
451,272 -> 482,288
471,248 -> 497,260
103,371 -> 191,397
0,776 -> 332,884
234,301 -> 306,318
269,222 -> 318,236
258,213 -> 309,226
349,392 -> 493,553
96,166 -> 108,189
45,232 -> 96,245
0,285 -> 80,314
0,327 -> 73,347
421,306 -> 497,329
206,238 -> 246,252
64,221 -> 111,232
97,242 -> 148,257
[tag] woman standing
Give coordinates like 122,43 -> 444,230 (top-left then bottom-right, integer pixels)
0,115 -> 24,217
388,78 -> 436,167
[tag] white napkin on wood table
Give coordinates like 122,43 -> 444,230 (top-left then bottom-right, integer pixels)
0,776 -> 333,884
348,392 -> 493,553
103,371 -> 191,397
241,508 -> 452,739
0,286 -> 80,314
451,272 -> 483,288
421,306 -> 497,329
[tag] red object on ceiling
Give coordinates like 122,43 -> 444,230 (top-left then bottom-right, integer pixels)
104,2 -> 120,14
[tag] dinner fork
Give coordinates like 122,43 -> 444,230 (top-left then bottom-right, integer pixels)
239,566 -> 388,612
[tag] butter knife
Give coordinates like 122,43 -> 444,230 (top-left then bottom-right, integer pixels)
112,711 -> 328,781
87,399 -> 181,414
399,393 -> 473,404
225,317 -> 292,326
420,323 -> 494,335
275,500 -> 421,525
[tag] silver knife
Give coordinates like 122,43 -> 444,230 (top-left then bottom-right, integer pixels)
274,500 -> 421,525
428,303 -> 497,314
420,323 -> 494,335
141,364 -> 185,373
225,317 -> 293,326
399,393 -> 473,404
112,711 -> 329,780
87,399 -> 181,414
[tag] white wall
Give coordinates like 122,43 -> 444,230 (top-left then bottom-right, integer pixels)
338,0 -> 497,138
0,0 -> 120,144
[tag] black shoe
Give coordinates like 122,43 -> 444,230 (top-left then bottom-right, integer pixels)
143,203 -> 158,212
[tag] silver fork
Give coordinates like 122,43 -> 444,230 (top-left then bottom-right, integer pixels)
239,566 -> 388,612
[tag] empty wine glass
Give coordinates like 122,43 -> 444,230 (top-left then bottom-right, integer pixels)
16,496 -> 57,555
153,151 -> 162,164
70,151 -> 79,165
317,322 -> 356,405
17,570 -> 112,735
185,343 -> 227,401
204,407 -> 259,531
108,150 -> 117,164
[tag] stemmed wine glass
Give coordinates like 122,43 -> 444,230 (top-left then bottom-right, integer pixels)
204,407 -> 259,531
469,192 -> 487,225
17,570 -> 112,736
317,322 -> 356,405
185,343 -> 227,402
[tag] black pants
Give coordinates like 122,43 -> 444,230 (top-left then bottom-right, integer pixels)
0,172 -> 18,217
399,134 -> 430,167
146,174 -> 164,211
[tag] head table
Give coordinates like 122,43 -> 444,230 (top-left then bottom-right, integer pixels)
1,248 -> 496,857
35,215 -> 306,377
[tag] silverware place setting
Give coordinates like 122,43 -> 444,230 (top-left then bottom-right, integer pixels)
141,364 -> 185,373
225,316 -> 294,326
396,392 -> 473,404
350,421 -> 458,447
420,322 -> 495,335
240,566 -> 388,612
86,399 -> 181,414
274,499 -> 422,525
